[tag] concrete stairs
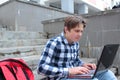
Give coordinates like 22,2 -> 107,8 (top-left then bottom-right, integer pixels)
0,31 -> 48,79
0,45 -> 45,57
0,31 -> 46,40
0,39 -> 47,48
0,31 -> 47,66
0,31 -> 47,55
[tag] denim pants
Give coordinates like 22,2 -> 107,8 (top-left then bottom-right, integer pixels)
61,70 -> 117,80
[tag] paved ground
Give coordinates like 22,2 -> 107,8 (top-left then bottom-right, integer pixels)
117,75 -> 120,80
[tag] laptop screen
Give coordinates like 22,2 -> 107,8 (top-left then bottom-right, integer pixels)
95,44 -> 119,73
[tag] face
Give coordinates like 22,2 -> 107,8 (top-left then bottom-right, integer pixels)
64,24 -> 84,43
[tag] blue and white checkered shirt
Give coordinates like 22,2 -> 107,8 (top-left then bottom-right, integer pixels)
38,32 -> 84,80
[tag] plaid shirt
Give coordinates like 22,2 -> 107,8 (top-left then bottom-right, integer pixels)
38,32 -> 84,80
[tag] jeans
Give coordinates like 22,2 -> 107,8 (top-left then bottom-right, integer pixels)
61,70 -> 117,80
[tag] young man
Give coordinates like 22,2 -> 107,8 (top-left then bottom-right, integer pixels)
37,16 -> 117,80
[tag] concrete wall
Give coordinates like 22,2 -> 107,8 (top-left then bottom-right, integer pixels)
43,8 -> 120,45
42,8 -> 120,49
0,0 -> 72,32
81,9 -> 120,73
42,18 -> 64,38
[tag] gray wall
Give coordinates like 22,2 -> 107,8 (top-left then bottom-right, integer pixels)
42,8 -> 120,49
80,10 -> 120,73
42,18 -> 64,37
0,0 -> 72,32
81,11 -> 120,47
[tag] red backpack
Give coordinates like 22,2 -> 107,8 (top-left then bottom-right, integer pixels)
0,58 -> 34,80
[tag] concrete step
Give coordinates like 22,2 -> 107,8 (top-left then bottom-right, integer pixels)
33,69 -> 47,80
0,31 -> 47,40
0,39 -> 48,48
0,28 -> 7,31
21,55 -> 40,70
0,45 -> 45,57
117,75 -> 120,80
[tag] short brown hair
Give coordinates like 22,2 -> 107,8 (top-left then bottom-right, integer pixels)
64,16 -> 86,31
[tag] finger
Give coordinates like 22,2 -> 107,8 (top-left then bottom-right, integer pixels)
87,66 -> 92,70
91,64 -> 96,69
81,68 -> 90,74
88,64 -> 96,70
84,65 -> 92,70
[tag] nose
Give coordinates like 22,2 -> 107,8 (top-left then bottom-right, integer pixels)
79,32 -> 82,37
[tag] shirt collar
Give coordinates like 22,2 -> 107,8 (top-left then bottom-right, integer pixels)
60,32 -> 75,46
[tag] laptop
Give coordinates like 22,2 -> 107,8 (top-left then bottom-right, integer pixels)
68,44 -> 119,79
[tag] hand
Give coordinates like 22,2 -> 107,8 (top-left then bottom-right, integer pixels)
68,67 -> 90,75
82,63 -> 96,70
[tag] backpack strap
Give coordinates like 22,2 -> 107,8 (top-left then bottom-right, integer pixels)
15,66 -> 29,80
0,58 -> 34,80
1,66 -> 16,80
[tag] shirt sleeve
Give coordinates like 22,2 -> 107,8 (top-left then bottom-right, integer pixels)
76,54 -> 84,66
37,40 -> 69,78
76,43 -> 84,66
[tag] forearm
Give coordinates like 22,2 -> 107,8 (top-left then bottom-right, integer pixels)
37,63 -> 69,77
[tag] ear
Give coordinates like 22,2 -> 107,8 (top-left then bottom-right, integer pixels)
64,26 -> 69,33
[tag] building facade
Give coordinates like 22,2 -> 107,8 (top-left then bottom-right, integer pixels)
26,0 -> 114,14
1,0 -> 120,14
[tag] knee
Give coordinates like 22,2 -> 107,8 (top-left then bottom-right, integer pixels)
107,70 -> 115,75
105,70 -> 117,79
95,70 -> 117,80
93,78 -> 98,80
